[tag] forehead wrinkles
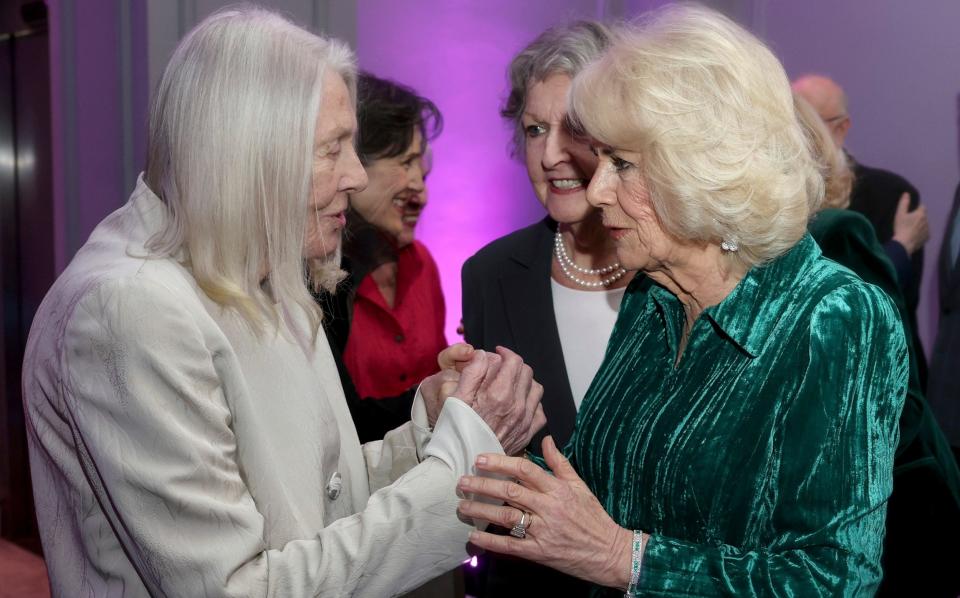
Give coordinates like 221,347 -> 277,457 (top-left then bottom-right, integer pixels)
316,75 -> 355,143
523,95 -> 564,121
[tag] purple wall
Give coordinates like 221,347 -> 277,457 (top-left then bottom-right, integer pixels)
758,0 -> 960,354
356,0 -> 603,342
47,0 -> 149,272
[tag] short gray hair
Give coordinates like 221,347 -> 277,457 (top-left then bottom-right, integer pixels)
144,6 -> 355,334
569,4 -> 822,268
500,20 -> 612,157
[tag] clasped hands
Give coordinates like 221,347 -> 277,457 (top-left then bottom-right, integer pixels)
420,343 -> 546,456
422,345 -> 635,590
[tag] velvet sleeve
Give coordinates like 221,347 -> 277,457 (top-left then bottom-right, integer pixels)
812,211 -> 920,389
811,212 -> 933,459
637,283 -> 908,596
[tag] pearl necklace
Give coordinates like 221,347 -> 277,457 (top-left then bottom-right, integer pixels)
553,231 -> 627,288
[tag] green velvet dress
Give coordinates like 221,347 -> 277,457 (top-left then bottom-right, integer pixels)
569,234 -> 908,596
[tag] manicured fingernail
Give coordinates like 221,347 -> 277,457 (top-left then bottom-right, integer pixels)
476,455 -> 488,466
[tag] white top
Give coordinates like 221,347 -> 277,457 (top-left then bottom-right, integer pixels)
22,175 -> 503,597
550,279 -> 626,410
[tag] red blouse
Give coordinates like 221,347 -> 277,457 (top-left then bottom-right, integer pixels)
343,240 -> 447,399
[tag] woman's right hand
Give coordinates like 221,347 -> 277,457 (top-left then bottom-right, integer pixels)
452,346 -> 546,455
456,436 -> 635,590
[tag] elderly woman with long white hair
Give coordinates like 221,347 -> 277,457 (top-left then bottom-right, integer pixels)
22,7 -> 545,597
457,6 -> 907,596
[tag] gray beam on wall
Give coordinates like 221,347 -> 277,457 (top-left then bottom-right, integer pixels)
120,0 -> 134,194
58,0 -> 79,262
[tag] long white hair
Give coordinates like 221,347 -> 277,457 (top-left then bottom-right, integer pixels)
144,6 -> 355,335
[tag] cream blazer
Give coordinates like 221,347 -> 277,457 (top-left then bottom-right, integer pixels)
22,177 -> 502,597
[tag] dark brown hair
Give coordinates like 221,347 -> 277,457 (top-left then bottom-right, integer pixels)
356,72 -> 442,165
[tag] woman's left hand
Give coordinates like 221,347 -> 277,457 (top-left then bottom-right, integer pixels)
456,436 -> 634,590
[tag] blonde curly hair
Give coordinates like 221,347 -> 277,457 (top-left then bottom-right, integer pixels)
568,4 -> 824,268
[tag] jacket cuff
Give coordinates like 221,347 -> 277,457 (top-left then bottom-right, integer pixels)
410,386 -> 433,459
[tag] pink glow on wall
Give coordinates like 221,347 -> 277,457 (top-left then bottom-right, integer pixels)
356,0 -> 600,342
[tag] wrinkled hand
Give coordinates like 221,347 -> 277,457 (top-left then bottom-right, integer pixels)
420,343 -> 475,426
892,192 -> 929,255
453,346 -> 546,455
456,436 -> 634,590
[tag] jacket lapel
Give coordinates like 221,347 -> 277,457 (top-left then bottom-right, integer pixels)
500,219 -> 578,452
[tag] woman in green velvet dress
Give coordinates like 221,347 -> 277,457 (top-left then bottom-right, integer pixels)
455,6 -> 908,596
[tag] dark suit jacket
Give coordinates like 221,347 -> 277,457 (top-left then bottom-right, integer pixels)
461,217 -> 590,597
849,159 -> 927,385
461,217 -> 579,457
929,182 -> 960,448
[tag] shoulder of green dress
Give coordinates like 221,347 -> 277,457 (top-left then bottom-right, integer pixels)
783,240 -> 871,302
806,281 -> 909,401
808,277 -> 903,338
742,234 -> 855,313
728,238 -> 888,349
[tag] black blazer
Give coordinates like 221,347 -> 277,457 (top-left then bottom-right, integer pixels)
461,217 -> 578,457
461,217 -> 593,596
929,182 -> 960,448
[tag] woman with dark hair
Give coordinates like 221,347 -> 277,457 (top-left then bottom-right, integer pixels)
319,72 -> 448,443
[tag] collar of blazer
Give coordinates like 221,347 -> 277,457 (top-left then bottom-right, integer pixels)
508,217 -> 557,270
499,216 -> 578,455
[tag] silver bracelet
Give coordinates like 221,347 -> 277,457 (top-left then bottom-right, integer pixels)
624,530 -> 644,597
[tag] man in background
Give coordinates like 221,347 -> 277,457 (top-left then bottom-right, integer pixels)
793,74 -> 930,383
